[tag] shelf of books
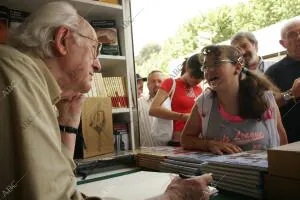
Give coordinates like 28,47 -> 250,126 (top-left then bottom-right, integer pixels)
2,0 -> 123,19
1,0 -> 138,152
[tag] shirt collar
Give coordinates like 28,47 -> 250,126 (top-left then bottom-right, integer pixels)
257,56 -> 264,72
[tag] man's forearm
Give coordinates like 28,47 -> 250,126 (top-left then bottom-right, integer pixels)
273,92 -> 286,107
60,133 -> 76,156
58,117 -> 80,157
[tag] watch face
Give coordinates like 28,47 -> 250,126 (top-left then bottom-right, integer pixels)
283,92 -> 293,101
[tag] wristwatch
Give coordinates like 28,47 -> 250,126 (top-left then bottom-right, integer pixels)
282,90 -> 294,103
59,125 -> 78,134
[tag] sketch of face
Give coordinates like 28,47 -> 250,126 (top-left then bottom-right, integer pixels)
89,110 -> 105,134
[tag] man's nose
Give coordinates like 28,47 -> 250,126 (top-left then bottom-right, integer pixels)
93,59 -> 101,72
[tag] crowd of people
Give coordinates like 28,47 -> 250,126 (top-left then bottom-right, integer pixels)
139,18 -> 300,152
1,1 -> 300,199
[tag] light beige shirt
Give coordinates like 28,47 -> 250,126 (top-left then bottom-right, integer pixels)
138,96 -> 155,147
0,45 -> 83,200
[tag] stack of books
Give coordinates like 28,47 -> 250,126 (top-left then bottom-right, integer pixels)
91,20 -> 120,56
160,152 -> 217,175
86,74 -> 128,108
113,123 -> 129,151
202,150 -> 268,199
87,73 -> 107,97
135,146 -> 192,171
103,76 -> 128,108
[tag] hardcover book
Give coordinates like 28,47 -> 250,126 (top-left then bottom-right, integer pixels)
91,20 -> 120,56
206,150 -> 268,171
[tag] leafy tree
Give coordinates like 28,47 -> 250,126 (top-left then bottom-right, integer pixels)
135,0 -> 300,75
135,43 -> 161,66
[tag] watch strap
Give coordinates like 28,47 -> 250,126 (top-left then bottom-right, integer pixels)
59,125 -> 78,134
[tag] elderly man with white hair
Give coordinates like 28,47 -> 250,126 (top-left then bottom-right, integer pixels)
266,17 -> 300,143
0,2 -> 212,200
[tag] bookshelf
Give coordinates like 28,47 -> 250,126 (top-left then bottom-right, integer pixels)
1,0 -> 138,150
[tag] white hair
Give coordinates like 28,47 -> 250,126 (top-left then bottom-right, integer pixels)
8,1 -> 80,58
281,16 -> 300,39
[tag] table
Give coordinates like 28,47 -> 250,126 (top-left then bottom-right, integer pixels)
77,169 -> 257,200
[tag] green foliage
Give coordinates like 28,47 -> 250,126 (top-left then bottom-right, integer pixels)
135,43 -> 161,67
135,0 -> 300,76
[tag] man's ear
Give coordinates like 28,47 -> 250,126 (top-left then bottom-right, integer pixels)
53,26 -> 70,56
279,39 -> 287,49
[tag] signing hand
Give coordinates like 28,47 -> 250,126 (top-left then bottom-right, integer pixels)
164,173 -> 213,200
207,140 -> 242,155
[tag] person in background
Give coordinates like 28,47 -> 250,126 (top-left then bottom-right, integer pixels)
265,17 -> 300,143
138,70 -> 164,146
0,2 -> 213,200
231,31 -> 274,72
149,53 -> 204,146
136,73 -> 147,98
181,45 -> 287,155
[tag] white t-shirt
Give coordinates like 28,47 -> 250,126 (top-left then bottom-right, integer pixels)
138,96 -> 155,146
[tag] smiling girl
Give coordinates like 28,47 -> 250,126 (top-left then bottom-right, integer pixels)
181,45 -> 287,155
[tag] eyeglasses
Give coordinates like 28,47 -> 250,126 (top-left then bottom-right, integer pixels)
201,60 -> 235,72
286,29 -> 300,40
72,30 -> 102,59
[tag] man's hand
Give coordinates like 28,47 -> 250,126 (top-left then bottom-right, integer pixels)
56,93 -> 85,155
163,174 -> 213,200
56,93 -> 85,128
207,140 -> 242,155
291,77 -> 300,99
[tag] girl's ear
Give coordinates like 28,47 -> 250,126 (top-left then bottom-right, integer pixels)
235,57 -> 244,74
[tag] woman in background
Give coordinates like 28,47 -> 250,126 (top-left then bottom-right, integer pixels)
149,53 -> 204,146
181,45 -> 287,154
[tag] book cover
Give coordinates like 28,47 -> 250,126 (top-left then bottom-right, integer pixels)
90,20 -> 120,56
167,151 -> 218,164
206,150 -> 268,171
113,123 -> 129,151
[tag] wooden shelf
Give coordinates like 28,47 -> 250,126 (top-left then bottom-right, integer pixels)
112,108 -> 130,114
2,0 -> 123,19
98,55 -> 126,68
99,55 -> 126,60
98,55 -> 127,76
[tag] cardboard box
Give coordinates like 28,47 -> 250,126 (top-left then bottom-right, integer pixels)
265,175 -> 300,199
267,142 -> 300,179
81,97 -> 114,158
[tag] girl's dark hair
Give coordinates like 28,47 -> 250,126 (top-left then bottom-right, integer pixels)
202,45 -> 280,120
181,54 -> 204,79
180,58 -> 188,76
